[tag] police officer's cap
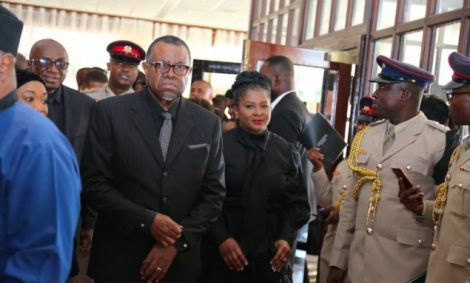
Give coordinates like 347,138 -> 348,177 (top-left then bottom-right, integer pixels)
0,6 -> 23,57
370,55 -> 435,89
107,40 -> 145,64
443,52 -> 470,90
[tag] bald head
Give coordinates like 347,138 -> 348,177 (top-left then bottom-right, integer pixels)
29,39 -> 69,93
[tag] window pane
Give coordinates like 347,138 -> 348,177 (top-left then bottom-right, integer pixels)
280,13 -> 288,44
352,0 -> 366,26
404,0 -> 426,22
334,0 -> 348,31
267,18 -> 277,43
305,0 -> 318,40
319,0 -> 332,35
290,8 -> 302,45
430,22 -> 460,99
270,0 -> 280,12
401,30 -> 423,67
258,23 -> 267,42
370,37 -> 393,94
377,0 -> 397,30
436,0 -> 463,14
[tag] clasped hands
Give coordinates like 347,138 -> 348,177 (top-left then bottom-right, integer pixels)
140,213 -> 182,282
218,238 -> 291,273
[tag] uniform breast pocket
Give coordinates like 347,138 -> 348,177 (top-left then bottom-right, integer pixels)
447,244 -> 470,267
396,227 -> 433,248
447,183 -> 470,217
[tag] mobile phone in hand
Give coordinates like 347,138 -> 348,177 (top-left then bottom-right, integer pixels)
318,208 -> 331,221
392,168 -> 413,190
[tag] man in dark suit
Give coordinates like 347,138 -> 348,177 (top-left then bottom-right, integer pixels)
260,56 -> 315,220
82,35 -> 226,283
29,39 -> 96,278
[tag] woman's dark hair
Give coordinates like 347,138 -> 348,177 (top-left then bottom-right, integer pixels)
231,71 -> 271,105
16,68 -> 45,88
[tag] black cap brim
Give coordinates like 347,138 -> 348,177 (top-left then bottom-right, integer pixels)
357,115 -> 376,123
110,54 -> 140,64
369,76 -> 402,84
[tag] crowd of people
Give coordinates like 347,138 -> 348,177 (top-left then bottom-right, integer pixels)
1,5 -> 470,283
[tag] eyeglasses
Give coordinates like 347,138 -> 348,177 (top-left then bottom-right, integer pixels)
446,91 -> 470,100
149,61 -> 191,76
29,58 -> 69,70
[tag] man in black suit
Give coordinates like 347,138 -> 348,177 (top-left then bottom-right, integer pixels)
82,35 -> 225,283
29,39 -> 96,278
260,56 -> 315,220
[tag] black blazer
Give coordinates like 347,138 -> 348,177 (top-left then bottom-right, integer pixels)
211,129 -> 310,249
49,85 -> 95,162
47,85 -> 95,276
268,92 -> 315,217
82,90 -> 226,282
201,129 -> 310,283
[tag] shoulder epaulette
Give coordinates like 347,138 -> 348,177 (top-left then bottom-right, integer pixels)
426,120 -> 448,133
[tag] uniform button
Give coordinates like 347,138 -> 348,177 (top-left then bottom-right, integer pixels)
418,239 -> 423,246
406,165 -> 411,171
376,164 -> 383,170
183,243 -> 188,248
140,223 -> 145,228
367,228 -> 373,235
163,171 -> 169,176
446,174 -> 451,180
458,184 -> 463,188
467,258 -> 470,264
162,197 -> 168,203
342,185 -> 347,190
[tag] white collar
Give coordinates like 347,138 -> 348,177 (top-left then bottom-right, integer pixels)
271,90 -> 296,109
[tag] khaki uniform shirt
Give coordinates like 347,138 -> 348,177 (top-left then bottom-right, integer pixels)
423,140 -> 470,283
312,159 -> 353,283
82,85 -> 133,101
329,112 -> 447,283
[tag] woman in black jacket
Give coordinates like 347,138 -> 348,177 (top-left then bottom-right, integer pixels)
201,71 -> 310,283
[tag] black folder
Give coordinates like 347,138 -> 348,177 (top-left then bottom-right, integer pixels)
298,113 -> 347,169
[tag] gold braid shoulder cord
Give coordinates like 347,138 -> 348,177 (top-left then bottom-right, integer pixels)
432,145 -> 462,223
347,125 -> 382,228
431,145 -> 461,250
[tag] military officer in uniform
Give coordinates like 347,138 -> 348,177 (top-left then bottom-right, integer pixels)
400,52 -> 470,283
328,56 -> 452,283
308,97 -> 379,283
100,40 -> 145,100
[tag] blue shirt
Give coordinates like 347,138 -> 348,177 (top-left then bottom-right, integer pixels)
0,92 -> 81,282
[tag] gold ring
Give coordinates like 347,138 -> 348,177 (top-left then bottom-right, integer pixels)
156,267 -> 163,271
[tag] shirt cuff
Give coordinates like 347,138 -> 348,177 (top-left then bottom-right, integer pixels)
175,235 -> 190,252
141,209 -> 156,233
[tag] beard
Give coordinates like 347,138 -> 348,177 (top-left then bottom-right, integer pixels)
159,91 -> 179,101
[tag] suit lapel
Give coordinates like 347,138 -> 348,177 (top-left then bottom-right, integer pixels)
130,92 -> 164,166
165,99 -> 194,167
380,114 -> 426,162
